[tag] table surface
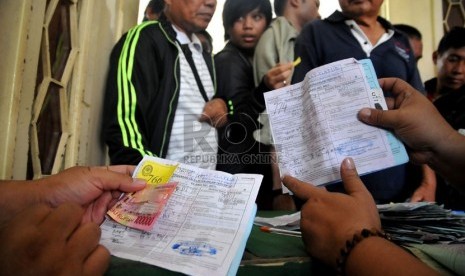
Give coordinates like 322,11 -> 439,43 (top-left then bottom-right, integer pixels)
105,211 -> 332,275
105,211 -> 463,275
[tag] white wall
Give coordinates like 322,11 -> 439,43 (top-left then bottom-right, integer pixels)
384,0 -> 442,83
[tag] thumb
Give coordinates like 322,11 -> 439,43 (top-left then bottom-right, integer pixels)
358,107 -> 397,130
105,165 -> 146,192
91,167 -> 146,193
340,158 -> 369,196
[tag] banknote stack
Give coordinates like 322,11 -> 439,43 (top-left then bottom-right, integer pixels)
107,159 -> 179,231
378,202 -> 465,244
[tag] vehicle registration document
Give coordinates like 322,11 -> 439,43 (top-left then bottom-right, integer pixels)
264,58 -> 408,190
100,156 -> 262,276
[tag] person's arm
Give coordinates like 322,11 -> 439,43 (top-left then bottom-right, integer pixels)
345,236 -> 438,276
199,98 -> 228,128
358,78 -> 465,191
215,48 -> 264,123
0,165 -> 146,226
252,20 -> 293,102
410,164 -> 436,202
262,63 -> 294,90
0,203 -> 110,275
102,27 -> 161,165
253,25 -> 279,87
201,44 -> 229,129
282,158 -> 438,275
0,165 -> 145,275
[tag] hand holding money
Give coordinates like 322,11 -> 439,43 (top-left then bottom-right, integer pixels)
107,159 -> 179,231
107,182 -> 177,231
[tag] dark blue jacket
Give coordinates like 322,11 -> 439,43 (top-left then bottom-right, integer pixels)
293,11 -> 424,93
292,11 -> 424,202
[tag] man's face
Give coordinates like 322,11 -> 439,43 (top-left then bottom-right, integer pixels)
165,0 -> 217,34
338,0 -> 384,18
436,46 -> 465,91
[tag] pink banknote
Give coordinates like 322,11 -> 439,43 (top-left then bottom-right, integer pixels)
107,182 -> 178,231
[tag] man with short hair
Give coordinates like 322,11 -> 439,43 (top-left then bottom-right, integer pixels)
102,0 -> 227,170
426,27 -> 465,104
421,27 -> 465,210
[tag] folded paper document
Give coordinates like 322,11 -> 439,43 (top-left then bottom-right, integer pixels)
100,156 -> 263,276
264,58 -> 409,188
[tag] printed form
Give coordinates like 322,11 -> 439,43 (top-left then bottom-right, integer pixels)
264,58 -> 408,188
100,156 -> 262,276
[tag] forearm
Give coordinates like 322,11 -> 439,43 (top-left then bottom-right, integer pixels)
345,237 -> 439,276
0,179 -> 50,226
409,164 -> 437,202
421,164 -> 437,193
430,131 -> 465,192
422,165 -> 436,185
253,31 -> 277,87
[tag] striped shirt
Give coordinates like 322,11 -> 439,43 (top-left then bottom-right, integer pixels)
165,26 -> 218,169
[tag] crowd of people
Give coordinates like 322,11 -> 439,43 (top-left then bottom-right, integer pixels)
2,0 -> 465,274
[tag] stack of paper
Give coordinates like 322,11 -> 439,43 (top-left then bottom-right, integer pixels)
378,202 -> 465,244
100,156 -> 263,276
255,202 -> 465,245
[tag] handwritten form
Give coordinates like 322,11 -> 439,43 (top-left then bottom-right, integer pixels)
100,156 -> 262,276
265,58 -> 408,188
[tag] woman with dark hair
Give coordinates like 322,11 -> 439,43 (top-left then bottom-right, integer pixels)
215,0 -> 273,209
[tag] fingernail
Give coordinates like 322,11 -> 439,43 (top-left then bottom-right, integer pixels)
132,178 -> 146,187
343,157 -> 355,170
358,108 -> 371,120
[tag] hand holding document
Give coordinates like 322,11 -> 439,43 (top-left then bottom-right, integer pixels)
107,160 -> 178,231
264,58 -> 409,189
100,156 -> 263,276
107,182 -> 177,231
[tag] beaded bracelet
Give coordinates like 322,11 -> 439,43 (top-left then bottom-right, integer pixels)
336,228 -> 389,275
